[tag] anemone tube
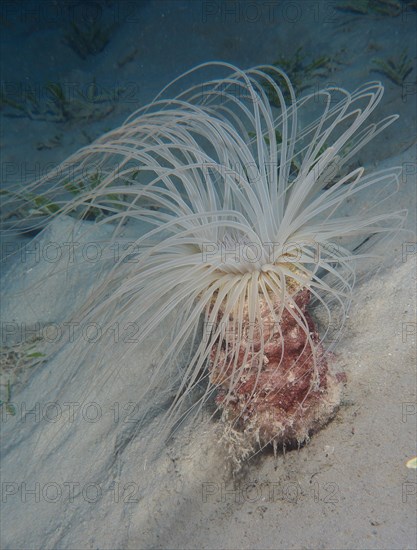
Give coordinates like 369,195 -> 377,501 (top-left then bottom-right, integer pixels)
3,63 -> 405,456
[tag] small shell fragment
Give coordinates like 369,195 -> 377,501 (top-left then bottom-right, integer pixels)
406,457 -> 417,469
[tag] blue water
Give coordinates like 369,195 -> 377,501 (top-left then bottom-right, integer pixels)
1,1 -> 415,187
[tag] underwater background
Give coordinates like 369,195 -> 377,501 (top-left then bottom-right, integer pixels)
1,0 -> 416,192
1,1 -> 416,549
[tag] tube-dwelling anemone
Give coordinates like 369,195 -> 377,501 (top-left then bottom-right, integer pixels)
3,63 -> 406,460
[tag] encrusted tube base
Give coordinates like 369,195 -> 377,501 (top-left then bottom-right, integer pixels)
208,288 -> 343,456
